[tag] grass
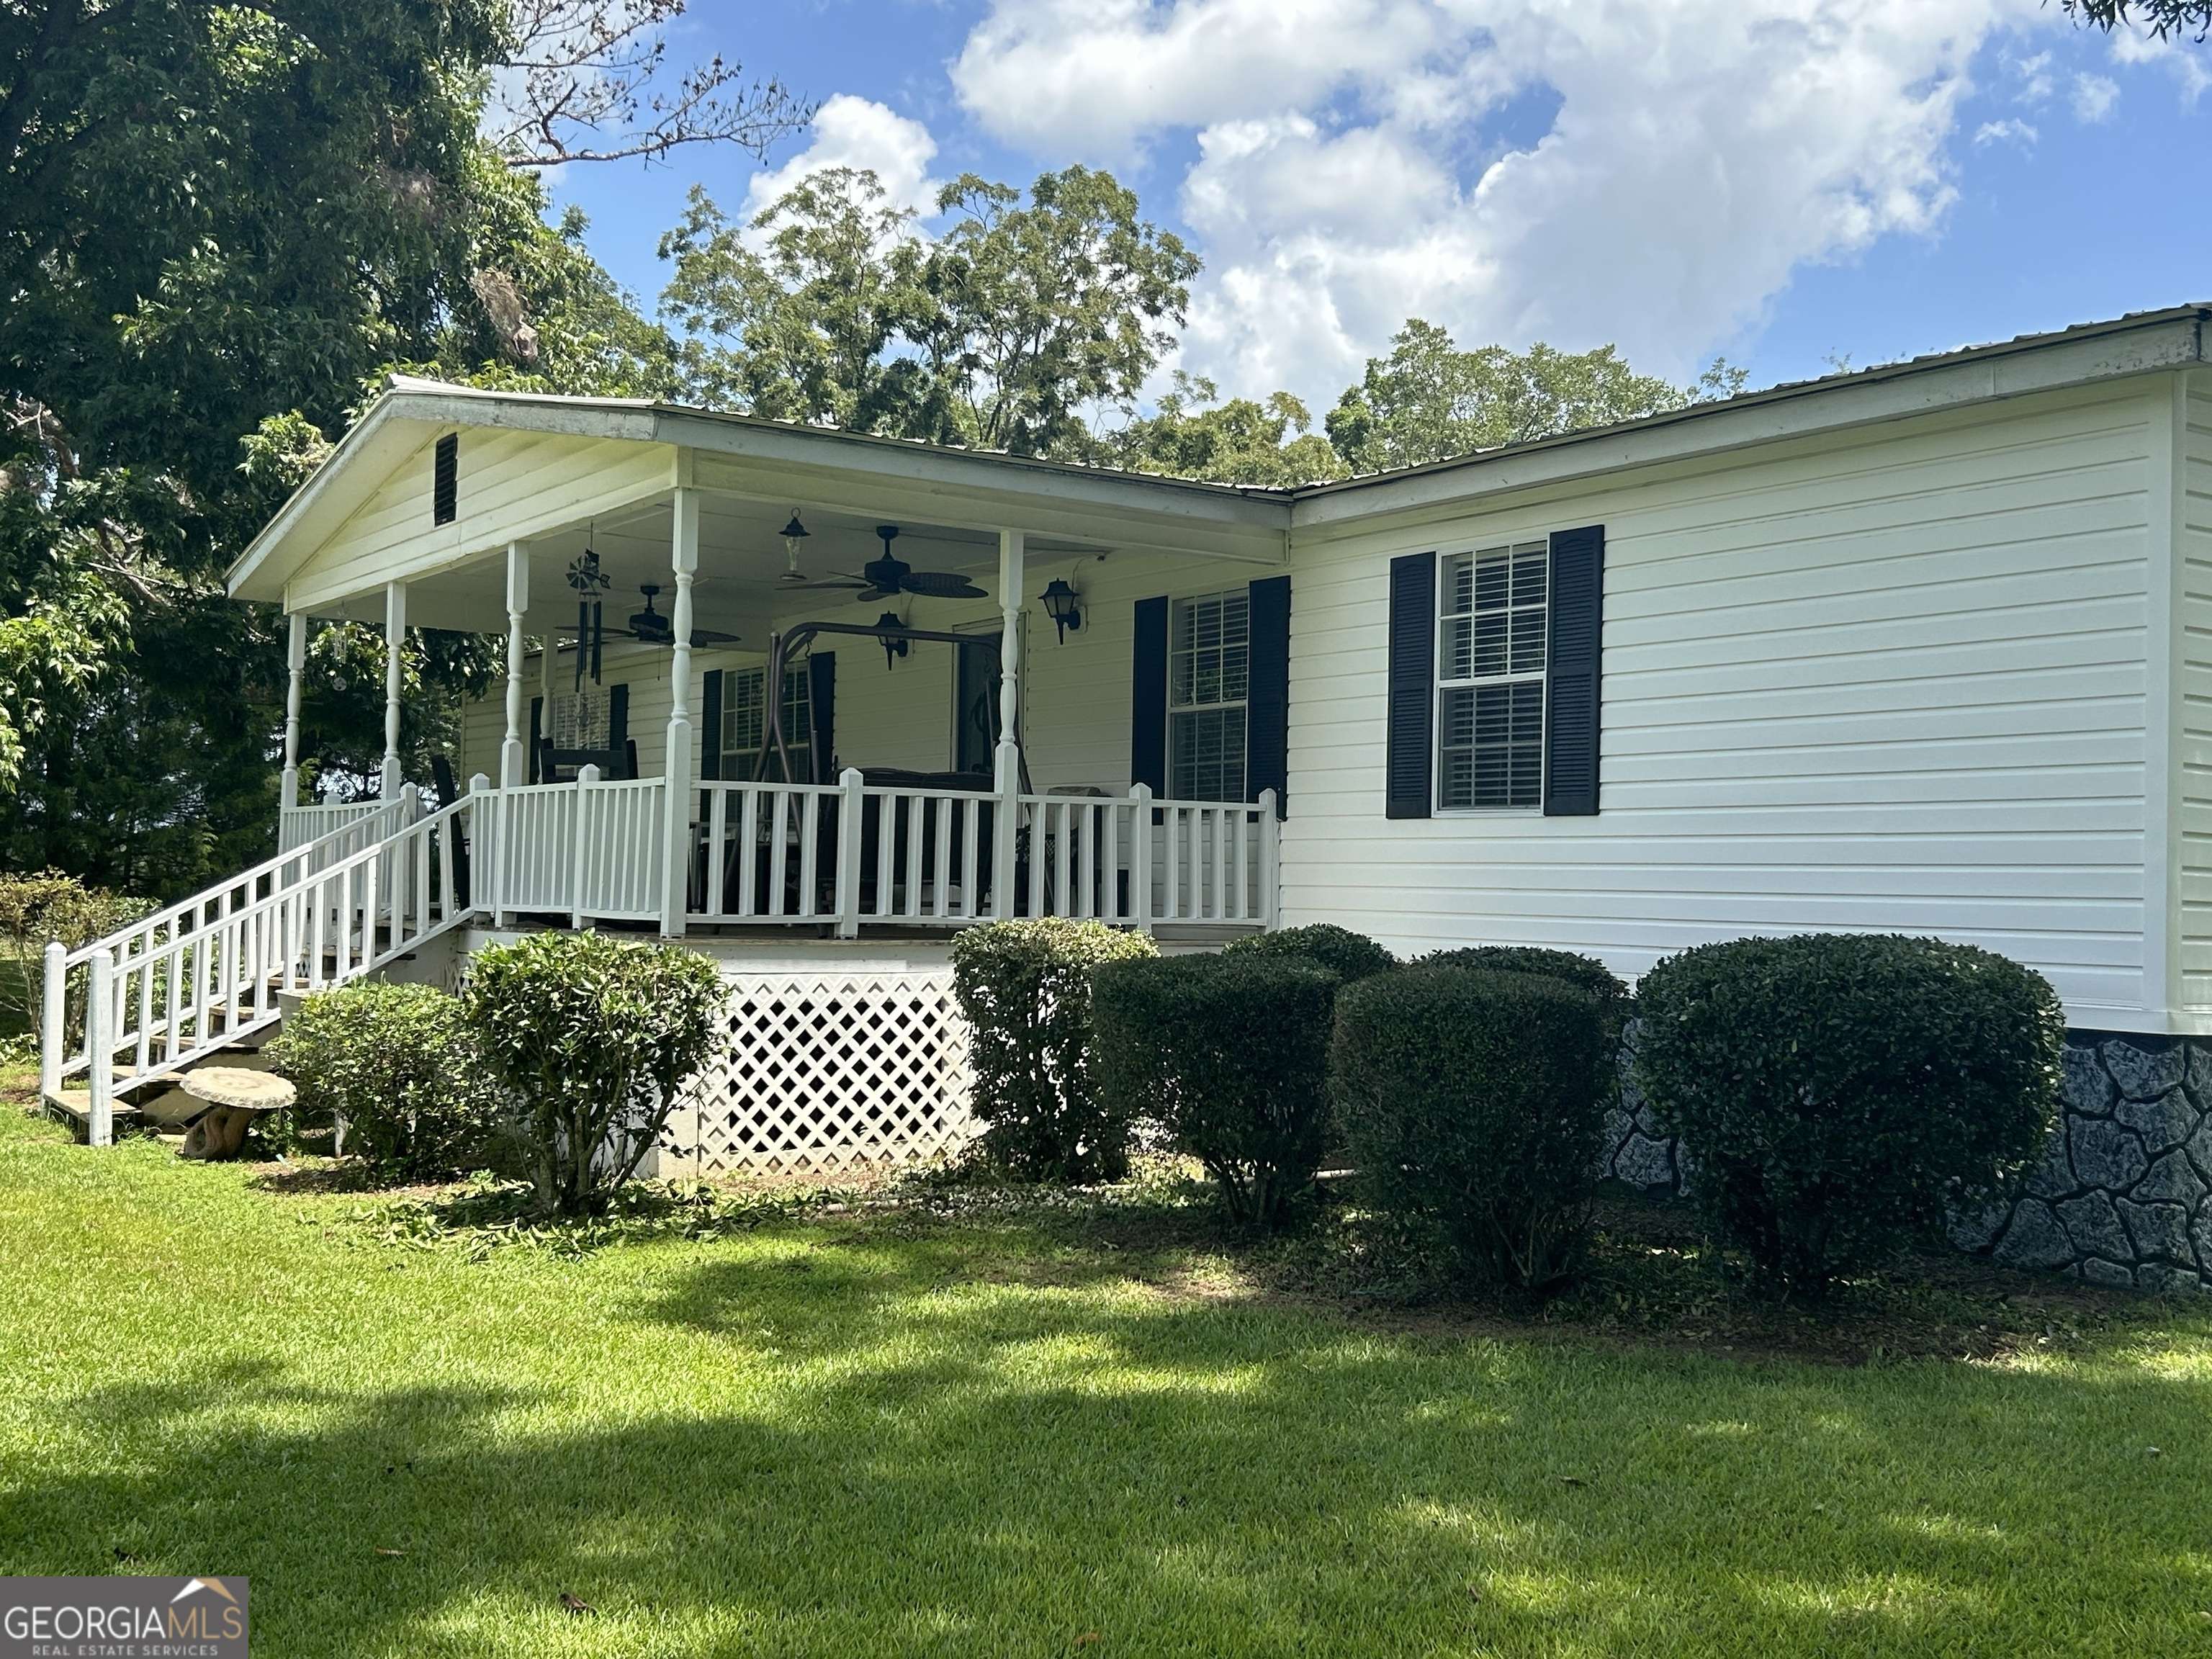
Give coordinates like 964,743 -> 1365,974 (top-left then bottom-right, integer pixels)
3,1096 -> 2211,1657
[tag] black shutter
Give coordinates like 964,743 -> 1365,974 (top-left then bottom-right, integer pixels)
606,682 -> 628,761
527,695 -> 543,784
1246,575 -> 1290,815
432,433 -> 458,525
807,652 -> 836,782
1543,525 -> 1604,817
1385,552 -> 1437,819
1130,595 -> 1168,794
700,668 -> 724,781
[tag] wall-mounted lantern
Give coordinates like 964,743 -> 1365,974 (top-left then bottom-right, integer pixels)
1038,577 -> 1084,643
875,610 -> 911,670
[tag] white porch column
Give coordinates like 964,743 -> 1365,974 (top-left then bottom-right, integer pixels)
280,610 -> 307,809
992,529 -> 1025,919
499,542 -> 531,789
661,488 -> 701,936
381,580 -> 407,800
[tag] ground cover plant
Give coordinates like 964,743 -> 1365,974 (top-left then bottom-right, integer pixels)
2,1094 -> 2210,1658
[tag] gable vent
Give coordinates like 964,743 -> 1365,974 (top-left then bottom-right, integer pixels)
432,433 -> 458,525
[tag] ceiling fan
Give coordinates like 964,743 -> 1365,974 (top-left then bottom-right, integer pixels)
788,524 -> 989,601
559,583 -> 742,647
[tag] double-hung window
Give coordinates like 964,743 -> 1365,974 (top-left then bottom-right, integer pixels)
1169,590 -> 1249,801
721,665 -> 812,781
1437,541 -> 1547,810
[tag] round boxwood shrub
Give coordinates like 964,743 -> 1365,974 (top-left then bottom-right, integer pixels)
1334,968 -> 1611,1290
266,980 -> 499,1180
464,931 -> 724,1215
1226,923 -> 1397,986
1091,953 -> 1339,1231
951,918 -> 1159,1182
1635,933 -> 2065,1298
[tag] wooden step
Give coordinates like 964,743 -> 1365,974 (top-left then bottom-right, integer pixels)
41,1089 -> 145,1140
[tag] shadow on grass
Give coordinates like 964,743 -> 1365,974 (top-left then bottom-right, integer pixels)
10,1231 -> 2212,1658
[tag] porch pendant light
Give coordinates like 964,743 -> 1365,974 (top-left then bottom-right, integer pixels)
1038,577 -> 1083,643
781,510 -> 809,559
875,610 -> 911,670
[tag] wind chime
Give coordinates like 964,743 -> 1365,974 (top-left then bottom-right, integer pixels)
567,537 -> 610,691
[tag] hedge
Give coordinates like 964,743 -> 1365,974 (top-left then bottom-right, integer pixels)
1092,952 -> 1339,1231
266,981 -> 499,1179
1635,932 -> 2066,1298
1334,967 -> 1611,1289
950,918 -> 1158,1181
464,932 -> 724,1215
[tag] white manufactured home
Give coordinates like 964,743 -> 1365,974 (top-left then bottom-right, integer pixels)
38,305 -> 2212,1192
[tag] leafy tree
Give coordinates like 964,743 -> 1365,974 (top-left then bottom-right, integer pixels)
659,170 -> 937,431
2059,1 -> 2211,36
1326,321 -> 1695,474
1106,374 -> 1346,487
660,164 -> 1198,457
0,2 -> 693,896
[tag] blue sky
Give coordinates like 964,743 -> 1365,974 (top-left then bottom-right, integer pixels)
534,1 -> 2212,413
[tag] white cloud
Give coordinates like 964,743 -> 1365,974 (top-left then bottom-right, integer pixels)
2109,26 -> 2212,102
737,94 -> 942,225
951,0 -> 2060,406
1974,117 -> 2038,147
2071,72 -> 2120,121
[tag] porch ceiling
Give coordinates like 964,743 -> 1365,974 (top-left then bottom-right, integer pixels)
305,495 -> 1108,637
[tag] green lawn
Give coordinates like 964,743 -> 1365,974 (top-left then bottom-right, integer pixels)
3,1103 -> 2211,1658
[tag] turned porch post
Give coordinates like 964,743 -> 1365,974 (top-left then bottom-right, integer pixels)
381,580 -> 407,801
992,529 -> 1025,920
280,611 -> 307,812
662,488 -> 700,936
500,542 -> 531,789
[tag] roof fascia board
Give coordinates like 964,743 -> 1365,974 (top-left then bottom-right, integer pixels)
1292,313 -> 2208,531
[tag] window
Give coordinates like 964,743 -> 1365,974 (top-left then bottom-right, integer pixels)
722,665 -> 812,781
1169,590 -> 1249,801
548,683 -> 609,750
1437,541 -> 1547,809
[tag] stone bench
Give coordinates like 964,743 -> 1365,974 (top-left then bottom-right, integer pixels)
177,1067 -> 295,1161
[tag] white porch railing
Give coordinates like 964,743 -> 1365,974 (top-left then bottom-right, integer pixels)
279,798 -> 400,853
673,774 -> 1278,933
44,791 -> 475,1143
41,768 -> 1280,1147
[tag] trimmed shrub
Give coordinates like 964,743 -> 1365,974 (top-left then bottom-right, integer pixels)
1092,953 -> 1338,1231
1334,968 -> 1611,1289
463,932 -> 724,1215
951,918 -> 1159,1181
0,869 -> 148,1044
266,981 -> 498,1179
1226,924 -> 1397,986
1635,933 -> 2066,1298
1417,945 -> 1627,1013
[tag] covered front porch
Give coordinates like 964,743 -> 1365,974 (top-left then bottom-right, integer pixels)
248,379 -> 1292,941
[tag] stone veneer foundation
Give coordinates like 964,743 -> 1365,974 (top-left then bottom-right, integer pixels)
1599,1027 -> 2212,1294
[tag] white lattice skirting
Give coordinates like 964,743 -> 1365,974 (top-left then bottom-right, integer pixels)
660,968 -> 978,1179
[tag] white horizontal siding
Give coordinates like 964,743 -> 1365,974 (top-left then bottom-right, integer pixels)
2177,370 -> 2212,1008
1284,382 -> 2160,1024
292,429 -> 672,610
